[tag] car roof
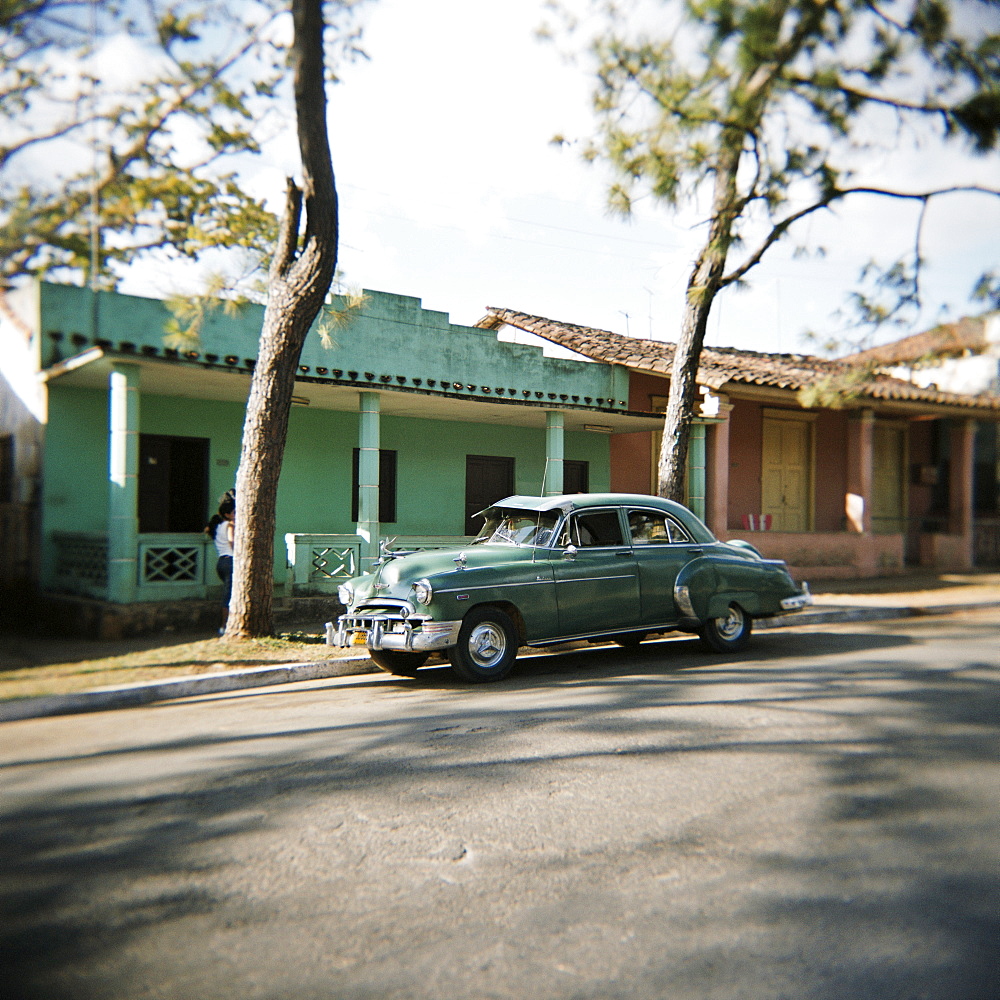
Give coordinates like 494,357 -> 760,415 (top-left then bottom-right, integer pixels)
492,493 -> 691,516
499,494 -> 720,543
482,494 -> 718,543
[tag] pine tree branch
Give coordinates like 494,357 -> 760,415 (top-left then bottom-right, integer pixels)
0,115 -> 95,169
271,178 -> 303,278
787,76 -> 955,125
721,183 -> 1000,288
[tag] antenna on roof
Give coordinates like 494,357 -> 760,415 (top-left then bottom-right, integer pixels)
531,466 -> 555,566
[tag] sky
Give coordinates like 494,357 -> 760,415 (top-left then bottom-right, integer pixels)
123,0 -> 1000,357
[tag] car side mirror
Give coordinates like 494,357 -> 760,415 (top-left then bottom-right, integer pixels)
563,544 -> 578,560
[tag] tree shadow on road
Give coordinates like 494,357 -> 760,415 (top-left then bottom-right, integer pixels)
1,616 -> 998,999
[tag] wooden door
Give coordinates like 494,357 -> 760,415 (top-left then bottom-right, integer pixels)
761,418 -> 811,531
872,424 -> 907,534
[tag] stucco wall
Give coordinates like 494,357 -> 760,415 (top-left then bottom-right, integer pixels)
627,370 -> 669,411
726,401 -> 849,532
38,283 -> 628,412
610,431 -> 653,494
0,282 -> 45,507
896,354 -> 1000,396
728,529 -> 905,579
0,285 -> 45,589
44,386 -> 110,535
40,384 -> 610,588
814,410 -> 849,531
727,398 -> 763,528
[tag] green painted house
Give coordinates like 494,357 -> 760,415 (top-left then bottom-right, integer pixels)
0,281 -> 668,633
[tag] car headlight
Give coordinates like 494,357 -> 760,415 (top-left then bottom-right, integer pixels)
338,582 -> 354,606
413,578 -> 433,606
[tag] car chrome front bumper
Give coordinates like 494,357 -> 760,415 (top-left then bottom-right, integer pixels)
328,613 -> 461,652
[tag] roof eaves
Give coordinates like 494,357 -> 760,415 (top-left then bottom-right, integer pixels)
842,315 -> 994,367
483,307 -> 1000,413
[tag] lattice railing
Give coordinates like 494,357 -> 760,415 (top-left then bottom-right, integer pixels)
974,518 -> 1000,567
283,533 -> 476,595
52,532 -> 108,597
50,531 -> 483,601
52,532 -> 214,598
135,534 -> 213,599
285,534 -> 364,595
309,543 -> 359,582
139,539 -> 204,583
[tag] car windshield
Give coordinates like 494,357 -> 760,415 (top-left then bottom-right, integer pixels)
474,509 -> 560,547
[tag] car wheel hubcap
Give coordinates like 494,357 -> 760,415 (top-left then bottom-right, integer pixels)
716,607 -> 744,639
468,623 -> 506,668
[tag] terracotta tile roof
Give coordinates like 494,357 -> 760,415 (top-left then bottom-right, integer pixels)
843,315 -> 994,367
478,307 -> 1000,413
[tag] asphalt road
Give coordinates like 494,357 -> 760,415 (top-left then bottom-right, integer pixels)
2,610 -> 999,1000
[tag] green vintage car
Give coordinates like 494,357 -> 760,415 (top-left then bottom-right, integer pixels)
328,493 -> 811,682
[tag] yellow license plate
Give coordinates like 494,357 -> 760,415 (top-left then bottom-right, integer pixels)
351,632 -> 368,646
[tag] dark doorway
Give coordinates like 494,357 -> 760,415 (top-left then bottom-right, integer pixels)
0,435 -> 13,503
351,448 -> 397,523
138,435 -> 209,533
564,459 -> 590,494
465,455 -> 515,535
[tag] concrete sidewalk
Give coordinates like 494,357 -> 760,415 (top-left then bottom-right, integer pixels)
768,570 -> 1000,627
3,571 -> 999,723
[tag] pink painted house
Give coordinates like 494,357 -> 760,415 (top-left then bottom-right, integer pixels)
479,309 -> 1000,580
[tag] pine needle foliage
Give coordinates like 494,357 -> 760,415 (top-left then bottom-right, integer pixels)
550,0 -> 1000,500
0,0 -> 368,290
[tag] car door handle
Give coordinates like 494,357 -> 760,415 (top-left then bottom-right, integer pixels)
687,547 -> 704,556
616,550 -> 632,558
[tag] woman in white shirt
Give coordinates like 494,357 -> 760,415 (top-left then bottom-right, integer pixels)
205,493 -> 235,634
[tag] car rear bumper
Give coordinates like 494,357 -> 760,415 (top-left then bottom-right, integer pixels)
780,584 -> 813,612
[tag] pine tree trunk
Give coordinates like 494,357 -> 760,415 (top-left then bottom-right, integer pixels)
655,15 -> 824,503
226,0 -> 338,638
657,135 -> 742,502
657,278 -> 714,503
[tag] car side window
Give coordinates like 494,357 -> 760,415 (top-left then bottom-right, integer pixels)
666,516 -> 691,543
629,510 -> 691,544
563,510 -> 624,547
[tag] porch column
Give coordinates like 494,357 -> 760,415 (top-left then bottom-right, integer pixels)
846,409 -> 875,534
686,422 -> 707,521
357,391 -> 381,568
545,411 -> 564,496
107,362 -> 140,603
950,418 -> 976,565
707,397 -> 733,537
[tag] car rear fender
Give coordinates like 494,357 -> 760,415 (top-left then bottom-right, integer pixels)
673,557 -> 716,623
705,590 -> 758,619
676,555 -> 773,621
725,538 -> 763,558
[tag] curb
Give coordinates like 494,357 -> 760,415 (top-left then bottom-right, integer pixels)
3,601 -> 997,723
755,601 -> 999,629
0,655 -> 373,724
756,606 -> 913,629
